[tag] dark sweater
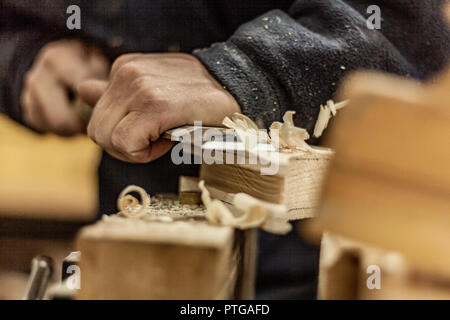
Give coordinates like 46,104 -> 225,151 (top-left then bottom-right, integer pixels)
0,0 -> 448,299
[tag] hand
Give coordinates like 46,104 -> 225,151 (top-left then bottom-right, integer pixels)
78,53 -> 241,163
21,39 -> 109,135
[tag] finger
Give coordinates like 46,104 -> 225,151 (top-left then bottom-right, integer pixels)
142,138 -> 175,163
87,49 -> 110,78
110,112 -> 173,163
114,138 -> 174,164
77,79 -> 109,106
87,87 -> 130,149
21,88 -> 49,132
51,58 -> 92,90
31,69 -> 83,135
39,41 -> 91,89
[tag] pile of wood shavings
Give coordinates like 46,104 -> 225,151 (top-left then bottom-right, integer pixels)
140,195 -> 204,219
103,185 -> 205,223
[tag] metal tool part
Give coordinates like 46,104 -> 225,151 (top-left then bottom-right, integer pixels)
23,256 -> 54,300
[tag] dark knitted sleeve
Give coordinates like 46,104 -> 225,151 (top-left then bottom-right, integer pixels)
193,0 -> 449,134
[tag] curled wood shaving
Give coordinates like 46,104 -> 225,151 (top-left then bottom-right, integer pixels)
199,181 -> 292,234
111,188 -> 205,222
269,111 -> 312,152
314,105 -> 331,139
199,180 -> 236,225
117,185 -> 151,218
313,99 -> 349,138
222,113 -> 269,149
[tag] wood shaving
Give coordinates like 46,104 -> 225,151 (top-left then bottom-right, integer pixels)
199,180 -> 236,225
117,185 -> 150,218
199,180 -> 291,235
313,99 -> 349,138
114,185 -> 204,221
222,113 -> 269,149
223,110 -> 318,153
314,105 -> 332,139
269,111 -> 312,152
109,180 -> 291,234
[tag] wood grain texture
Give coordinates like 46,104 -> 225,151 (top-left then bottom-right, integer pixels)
200,147 -> 333,220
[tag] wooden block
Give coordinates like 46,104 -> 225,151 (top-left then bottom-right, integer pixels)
333,75 -> 450,196
357,249 -> 450,300
234,229 -> 258,300
318,233 -> 360,300
76,209 -> 239,299
200,147 -> 333,219
319,233 -> 450,300
178,176 -> 201,205
314,67 -> 450,279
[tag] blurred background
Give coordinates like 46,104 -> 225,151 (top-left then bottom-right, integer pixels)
0,114 -> 99,299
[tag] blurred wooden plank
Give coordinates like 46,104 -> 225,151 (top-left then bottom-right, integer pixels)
318,233 -> 360,300
0,115 -> 100,221
334,71 -> 450,195
319,233 -> 450,300
357,248 -> 450,300
314,67 -> 450,280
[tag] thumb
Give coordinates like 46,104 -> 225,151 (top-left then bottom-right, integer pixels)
77,79 -> 108,106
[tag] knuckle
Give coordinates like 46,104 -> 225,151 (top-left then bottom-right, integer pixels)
112,54 -> 130,66
111,54 -> 139,74
40,48 -> 58,65
131,76 -> 152,94
115,62 -> 141,81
